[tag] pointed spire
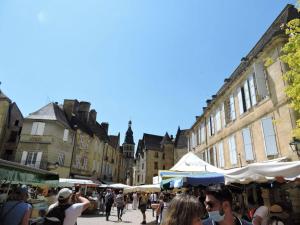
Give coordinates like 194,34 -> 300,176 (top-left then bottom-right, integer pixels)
124,120 -> 134,145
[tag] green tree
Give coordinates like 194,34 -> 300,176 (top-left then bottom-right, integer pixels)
280,2 -> 300,137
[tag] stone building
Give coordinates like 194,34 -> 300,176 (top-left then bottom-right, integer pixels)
15,99 -> 117,180
122,121 -> 135,185
0,90 -> 23,161
134,132 -> 174,185
187,5 -> 300,170
174,127 -> 189,164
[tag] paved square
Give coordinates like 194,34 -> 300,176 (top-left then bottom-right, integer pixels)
78,205 -> 156,225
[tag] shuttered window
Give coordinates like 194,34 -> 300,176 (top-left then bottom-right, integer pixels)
63,129 -> 69,142
58,153 -> 65,166
218,142 -> 225,168
200,123 -> 205,144
31,122 -> 45,136
261,117 -> 278,156
215,109 -> 221,132
228,135 -> 237,166
221,103 -> 226,128
254,62 -> 269,99
242,128 -> 254,161
229,94 -> 236,121
248,75 -> 257,106
212,146 -> 217,166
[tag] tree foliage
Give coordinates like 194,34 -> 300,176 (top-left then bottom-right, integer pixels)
280,3 -> 300,137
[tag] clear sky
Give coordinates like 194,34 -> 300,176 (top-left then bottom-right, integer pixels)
0,0 -> 295,146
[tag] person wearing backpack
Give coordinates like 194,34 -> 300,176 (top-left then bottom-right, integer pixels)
45,188 -> 90,225
0,185 -> 32,225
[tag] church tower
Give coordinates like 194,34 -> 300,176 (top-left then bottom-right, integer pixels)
122,120 -> 135,185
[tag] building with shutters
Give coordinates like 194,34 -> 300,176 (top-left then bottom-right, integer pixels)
15,100 -> 113,179
0,90 -> 23,161
134,132 -> 174,185
187,5 -> 300,169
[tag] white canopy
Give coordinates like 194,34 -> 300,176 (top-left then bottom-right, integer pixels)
170,152 -> 224,173
59,178 -> 101,187
225,161 -> 300,184
109,183 -> 131,189
124,184 -> 160,193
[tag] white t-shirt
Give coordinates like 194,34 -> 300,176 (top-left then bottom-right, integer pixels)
253,206 -> 269,225
48,202 -> 84,225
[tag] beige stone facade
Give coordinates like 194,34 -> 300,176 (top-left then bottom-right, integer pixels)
187,5 -> 300,170
134,133 -> 175,185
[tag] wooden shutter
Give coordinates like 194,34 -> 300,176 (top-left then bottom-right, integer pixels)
31,122 -> 38,135
242,128 -> 254,161
254,62 -> 268,99
218,142 -> 224,168
244,81 -> 251,110
248,75 -> 257,106
35,152 -> 42,168
21,151 -> 28,164
237,88 -> 244,115
63,129 -> 69,142
261,117 -> 278,156
37,123 -> 45,136
229,136 -> 237,165
229,94 -> 236,120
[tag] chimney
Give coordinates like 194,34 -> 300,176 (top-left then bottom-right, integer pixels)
224,78 -> 231,83
63,99 -> 79,121
78,101 -> 91,123
101,122 -> 109,133
212,95 -> 217,99
206,99 -> 212,105
88,109 -> 97,125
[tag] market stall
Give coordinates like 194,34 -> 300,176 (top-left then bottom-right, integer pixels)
123,184 -> 160,193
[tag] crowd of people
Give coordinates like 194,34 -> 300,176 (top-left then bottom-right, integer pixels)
0,184 -> 291,225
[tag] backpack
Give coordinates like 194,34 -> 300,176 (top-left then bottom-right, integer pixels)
43,204 -> 71,225
107,194 -> 114,206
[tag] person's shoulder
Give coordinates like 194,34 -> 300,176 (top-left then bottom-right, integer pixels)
202,217 -> 213,225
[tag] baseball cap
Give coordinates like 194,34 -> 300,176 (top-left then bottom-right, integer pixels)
58,188 -> 72,200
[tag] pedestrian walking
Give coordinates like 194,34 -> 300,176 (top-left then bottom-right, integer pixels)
105,189 -> 114,221
46,188 -> 90,225
138,192 -> 149,224
160,194 -> 203,225
0,186 -> 32,225
115,190 -> 125,221
132,192 -> 138,210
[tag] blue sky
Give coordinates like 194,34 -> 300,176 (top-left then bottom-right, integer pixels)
0,0 -> 295,145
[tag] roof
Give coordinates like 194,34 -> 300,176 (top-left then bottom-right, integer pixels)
143,133 -> 163,151
135,139 -> 144,158
175,128 -> 189,148
161,132 -> 173,145
27,102 -> 71,129
108,134 -> 119,149
89,122 -> 109,141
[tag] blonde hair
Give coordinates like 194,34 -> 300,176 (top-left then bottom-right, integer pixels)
161,194 -> 202,225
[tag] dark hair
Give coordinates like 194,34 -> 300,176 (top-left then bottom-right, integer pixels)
161,194 -> 202,225
205,185 -> 232,206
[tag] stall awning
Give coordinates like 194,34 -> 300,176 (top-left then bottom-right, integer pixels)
0,159 -> 59,186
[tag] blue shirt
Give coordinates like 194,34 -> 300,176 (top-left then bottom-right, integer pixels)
0,200 -> 32,225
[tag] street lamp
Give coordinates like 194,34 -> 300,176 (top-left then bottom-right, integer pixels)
289,137 -> 300,157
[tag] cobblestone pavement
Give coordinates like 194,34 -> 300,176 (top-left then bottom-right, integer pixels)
78,204 -> 156,225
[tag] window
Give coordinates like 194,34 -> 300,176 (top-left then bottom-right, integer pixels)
163,165 -> 165,170
14,120 -> 19,126
24,151 -> 42,168
209,115 -> 215,136
221,103 -> 226,127
31,122 -> 45,136
228,135 -> 237,166
242,128 -> 254,161
162,153 -> 165,159
229,94 -> 236,121
200,123 -> 205,144
142,163 -> 144,170
209,146 -> 217,166
197,126 -> 201,145
63,129 -> 69,142
154,162 -> 158,170
58,153 -> 65,166
218,142 -> 225,168
261,117 -> 278,156
138,175 -> 140,182
154,152 -> 159,158
238,74 -> 257,115
215,109 -> 221,132
75,155 -> 81,168
253,62 -> 269,100
8,131 -> 18,142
